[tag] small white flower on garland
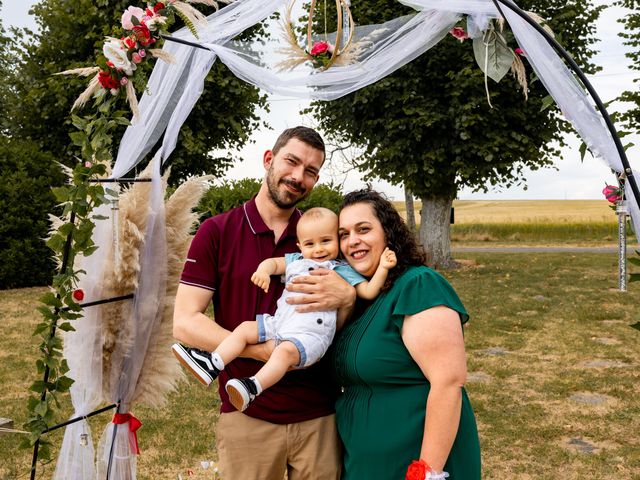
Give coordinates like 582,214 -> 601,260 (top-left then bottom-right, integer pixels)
55,0 -> 222,119
277,0 -> 357,72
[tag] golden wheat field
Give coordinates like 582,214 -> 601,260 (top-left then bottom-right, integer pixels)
394,200 -> 617,224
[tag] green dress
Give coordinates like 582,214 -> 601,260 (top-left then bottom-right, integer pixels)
332,266 -> 481,479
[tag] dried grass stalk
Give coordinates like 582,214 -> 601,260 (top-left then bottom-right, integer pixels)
186,0 -> 218,7
125,81 -> 140,120
525,11 -> 555,37
511,53 -> 528,101
149,48 -> 176,64
173,1 -> 208,27
71,74 -> 100,111
55,66 -> 100,77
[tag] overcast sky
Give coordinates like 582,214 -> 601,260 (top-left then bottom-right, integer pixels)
2,0 -> 637,200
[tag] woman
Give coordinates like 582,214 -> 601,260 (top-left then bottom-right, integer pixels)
333,189 -> 481,480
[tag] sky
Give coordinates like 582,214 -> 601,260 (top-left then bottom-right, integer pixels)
1,0 -> 637,200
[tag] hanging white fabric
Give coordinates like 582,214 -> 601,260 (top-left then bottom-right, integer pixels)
56,1 -> 637,479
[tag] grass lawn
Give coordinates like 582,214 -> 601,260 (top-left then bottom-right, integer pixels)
1,253 -> 639,479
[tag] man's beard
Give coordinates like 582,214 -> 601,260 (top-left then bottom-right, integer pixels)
266,169 -> 308,209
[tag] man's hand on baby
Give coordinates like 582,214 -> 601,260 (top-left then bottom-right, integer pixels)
251,271 -> 271,293
380,247 -> 397,270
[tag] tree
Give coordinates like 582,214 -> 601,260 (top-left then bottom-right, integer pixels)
309,0 -> 603,268
10,0 -> 267,186
616,0 -> 640,131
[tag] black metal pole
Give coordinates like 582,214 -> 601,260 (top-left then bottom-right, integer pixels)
491,0 -> 640,214
30,211 -> 77,480
41,404 -> 118,434
160,34 -> 212,51
105,400 -> 122,480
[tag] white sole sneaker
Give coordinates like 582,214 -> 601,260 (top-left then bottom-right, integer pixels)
171,343 -> 214,386
225,379 -> 254,411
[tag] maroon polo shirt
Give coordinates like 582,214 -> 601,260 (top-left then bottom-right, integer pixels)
180,197 -> 338,423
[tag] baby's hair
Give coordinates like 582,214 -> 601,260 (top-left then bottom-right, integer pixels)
301,207 -> 337,221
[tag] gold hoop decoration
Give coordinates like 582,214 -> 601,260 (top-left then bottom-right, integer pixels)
277,0 -> 355,72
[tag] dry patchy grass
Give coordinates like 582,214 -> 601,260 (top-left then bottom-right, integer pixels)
1,254 -> 639,479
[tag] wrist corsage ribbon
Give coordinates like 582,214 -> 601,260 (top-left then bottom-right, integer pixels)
406,459 -> 450,480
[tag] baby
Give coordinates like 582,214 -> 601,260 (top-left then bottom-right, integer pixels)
172,207 -> 397,412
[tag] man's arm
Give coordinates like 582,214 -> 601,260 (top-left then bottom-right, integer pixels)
285,269 -> 356,330
172,283 -> 274,361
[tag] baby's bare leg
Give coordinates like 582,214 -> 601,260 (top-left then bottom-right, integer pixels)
215,321 -> 259,365
254,341 -> 300,391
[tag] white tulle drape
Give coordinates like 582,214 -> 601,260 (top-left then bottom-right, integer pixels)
54,1 -> 637,478
53,204 -> 110,480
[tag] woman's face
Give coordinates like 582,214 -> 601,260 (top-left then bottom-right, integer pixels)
339,202 -> 387,277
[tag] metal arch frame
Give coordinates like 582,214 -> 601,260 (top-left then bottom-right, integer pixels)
491,0 -> 639,209
161,1 -> 638,206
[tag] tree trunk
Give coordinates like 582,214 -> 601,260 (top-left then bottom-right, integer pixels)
404,187 -> 416,234
419,195 -> 457,269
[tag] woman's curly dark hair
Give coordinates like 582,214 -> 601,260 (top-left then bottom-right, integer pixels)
341,188 -> 427,289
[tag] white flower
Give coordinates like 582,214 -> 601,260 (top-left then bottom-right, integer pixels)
145,15 -> 167,31
103,38 -> 136,76
121,6 -> 145,30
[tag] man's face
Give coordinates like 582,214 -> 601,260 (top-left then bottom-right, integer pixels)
264,138 -> 324,209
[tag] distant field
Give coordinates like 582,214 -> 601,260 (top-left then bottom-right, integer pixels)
395,200 -> 616,224
393,200 -> 624,245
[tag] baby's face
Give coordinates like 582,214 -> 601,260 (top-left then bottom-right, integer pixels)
297,216 -> 340,262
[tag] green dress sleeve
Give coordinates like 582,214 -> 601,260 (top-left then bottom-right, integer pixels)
391,266 -> 469,329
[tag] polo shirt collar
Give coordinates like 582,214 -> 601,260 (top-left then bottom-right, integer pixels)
243,197 -> 302,238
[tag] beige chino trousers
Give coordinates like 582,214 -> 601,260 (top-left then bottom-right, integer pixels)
215,412 -> 341,480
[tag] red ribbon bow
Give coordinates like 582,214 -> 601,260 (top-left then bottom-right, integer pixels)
112,412 -> 143,455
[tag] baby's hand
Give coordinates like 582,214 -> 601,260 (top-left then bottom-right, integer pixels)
380,247 -> 397,270
251,271 -> 271,293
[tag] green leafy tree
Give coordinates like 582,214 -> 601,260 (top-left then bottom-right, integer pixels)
309,0 -> 603,268
616,0 -> 640,131
11,0 -> 267,185
198,178 -> 344,220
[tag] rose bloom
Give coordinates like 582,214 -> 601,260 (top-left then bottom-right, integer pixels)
603,184 -> 621,203
138,49 -> 146,58
98,70 -> 120,90
121,6 -> 145,30
154,2 -> 166,12
103,38 -> 136,75
310,41 -> 329,56
449,26 -> 469,41
132,52 -> 142,64
123,36 -> 137,50
133,23 -> 154,46
72,289 -> 85,302
514,47 -> 525,56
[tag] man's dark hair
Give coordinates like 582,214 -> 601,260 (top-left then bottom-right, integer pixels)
341,188 -> 427,289
272,126 -> 325,161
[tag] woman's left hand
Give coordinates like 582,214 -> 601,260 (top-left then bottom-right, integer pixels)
285,268 -> 356,313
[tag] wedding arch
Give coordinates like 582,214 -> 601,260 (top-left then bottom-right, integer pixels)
32,1 -> 638,479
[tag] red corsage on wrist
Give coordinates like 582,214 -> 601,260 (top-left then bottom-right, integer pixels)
406,459 -> 431,480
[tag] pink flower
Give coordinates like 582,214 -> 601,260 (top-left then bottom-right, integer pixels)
449,27 -> 469,42
120,77 -> 129,86
138,49 -> 146,58
603,184 -> 622,203
310,41 -> 330,56
132,52 -> 142,63
84,161 -> 92,168
515,47 -> 525,56
121,6 -> 145,31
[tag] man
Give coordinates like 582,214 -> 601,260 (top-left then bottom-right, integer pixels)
173,126 -> 354,479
